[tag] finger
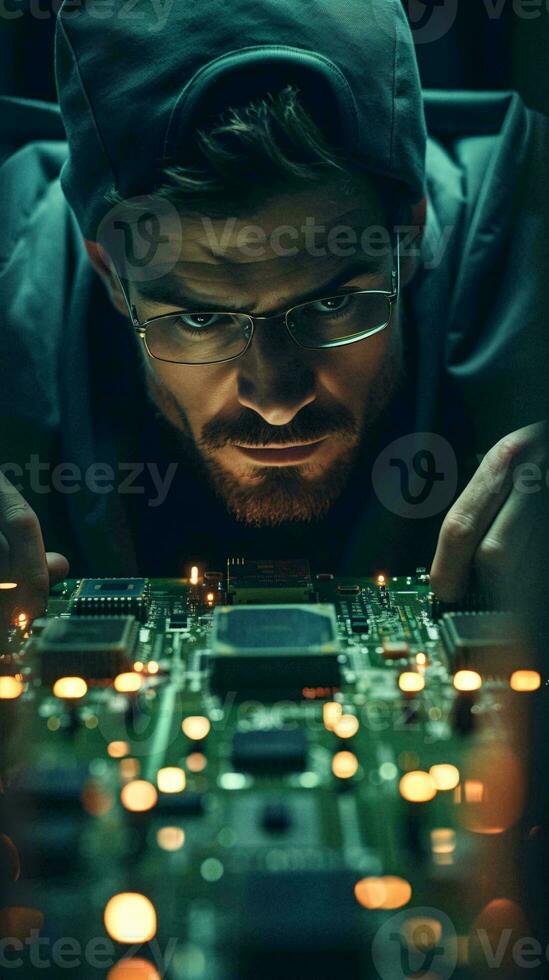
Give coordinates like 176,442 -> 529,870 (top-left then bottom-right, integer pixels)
46,552 -> 70,587
0,531 -> 10,581
0,470 -> 49,618
430,434 -> 520,601
473,480 -> 544,602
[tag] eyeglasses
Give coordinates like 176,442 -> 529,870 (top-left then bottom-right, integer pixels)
113,236 -> 400,366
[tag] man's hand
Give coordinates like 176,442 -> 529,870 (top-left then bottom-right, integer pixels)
0,470 -> 69,622
430,422 -> 548,603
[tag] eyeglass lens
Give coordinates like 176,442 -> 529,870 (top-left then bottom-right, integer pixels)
145,291 -> 392,364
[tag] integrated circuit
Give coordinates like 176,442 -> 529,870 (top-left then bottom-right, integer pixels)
232,729 -> 308,774
210,603 -> 340,697
70,578 -> 150,622
37,616 -> 138,682
227,558 -> 313,604
439,611 -> 525,671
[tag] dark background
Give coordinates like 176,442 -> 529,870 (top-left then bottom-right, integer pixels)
0,0 -> 548,114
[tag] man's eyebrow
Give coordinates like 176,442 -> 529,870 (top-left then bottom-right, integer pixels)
134,254 -> 388,316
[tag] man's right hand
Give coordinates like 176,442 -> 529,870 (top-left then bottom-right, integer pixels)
0,469 -> 69,622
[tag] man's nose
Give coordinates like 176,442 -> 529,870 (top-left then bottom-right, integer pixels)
236,319 -> 317,426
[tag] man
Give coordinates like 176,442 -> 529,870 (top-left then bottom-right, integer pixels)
1,0 -> 548,622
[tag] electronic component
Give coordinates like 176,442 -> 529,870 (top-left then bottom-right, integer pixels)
227,558 -> 313,604
70,578 -> 150,622
440,611 -> 524,670
210,603 -> 341,697
232,729 -> 308,773
168,613 -> 188,630
382,640 -> 410,660
37,616 -> 137,682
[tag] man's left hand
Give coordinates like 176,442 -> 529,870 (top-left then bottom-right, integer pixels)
429,421 -> 548,603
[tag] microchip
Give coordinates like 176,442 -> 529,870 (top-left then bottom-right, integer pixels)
38,616 -> 138,682
232,729 -> 308,774
210,603 -> 340,698
382,640 -> 410,660
439,612 -> 525,671
70,578 -> 150,622
227,558 -> 313,604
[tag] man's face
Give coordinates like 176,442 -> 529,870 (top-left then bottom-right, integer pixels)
120,175 -> 405,526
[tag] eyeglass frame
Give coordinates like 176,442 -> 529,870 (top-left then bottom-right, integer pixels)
112,232 -> 401,366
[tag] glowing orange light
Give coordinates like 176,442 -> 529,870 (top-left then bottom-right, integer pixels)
398,672 -> 425,693
156,767 -> 186,793
464,779 -> 485,803
377,574 -> 386,585
156,827 -> 185,851
333,714 -> 359,739
0,676 -> 24,700
146,661 -> 159,675
190,566 -> 199,585
453,670 -> 482,691
431,827 -> 456,855
0,582 -> 17,590
103,893 -> 157,943
354,876 -> 412,910
107,959 -> 161,980
52,676 -> 87,699
0,907 -> 44,942
81,780 -> 114,817
510,670 -> 541,692
332,751 -> 359,779
16,613 -> 28,630
120,780 -> 157,813
206,592 -> 215,603
415,652 -> 428,667
182,715 -> 211,740
114,672 -> 142,693
133,661 -> 144,672
399,770 -> 437,803
430,764 -> 460,791
119,758 -> 140,781
323,701 -> 343,730
186,752 -> 207,773
400,917 -> 442,949
108,741 -> 129,759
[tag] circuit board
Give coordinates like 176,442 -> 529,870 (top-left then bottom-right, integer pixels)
0,561 -> 541,980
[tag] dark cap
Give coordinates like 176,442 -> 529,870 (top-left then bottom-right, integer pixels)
54,0 -> 426,241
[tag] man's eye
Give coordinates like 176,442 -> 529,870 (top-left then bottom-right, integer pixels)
310,294 -> 353,315
178,313 -> 222,329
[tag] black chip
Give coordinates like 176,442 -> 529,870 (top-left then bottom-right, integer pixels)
168,613 -> 188,629
37,616 -> 137,681
232,729 -> 308,774
70,578 -> 150,622
156,792 -> 205,816
439,611 -> 525,670
350,619 -> 368,634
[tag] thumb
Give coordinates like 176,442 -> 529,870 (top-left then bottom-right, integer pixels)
46,552 -> 70,587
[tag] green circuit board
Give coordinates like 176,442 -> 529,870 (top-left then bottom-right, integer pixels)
0,563 -> 540,980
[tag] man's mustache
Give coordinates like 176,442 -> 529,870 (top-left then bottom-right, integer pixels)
199,402 -> 359,450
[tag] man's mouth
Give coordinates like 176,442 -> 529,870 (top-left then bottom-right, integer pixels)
232,437 -> 329,465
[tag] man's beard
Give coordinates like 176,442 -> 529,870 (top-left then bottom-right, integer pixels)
144,331 -> 404,528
